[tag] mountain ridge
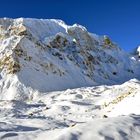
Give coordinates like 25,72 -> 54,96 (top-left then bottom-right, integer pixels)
0,18 -> 140,100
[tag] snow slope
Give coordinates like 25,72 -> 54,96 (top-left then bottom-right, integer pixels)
0,18 -> 140,139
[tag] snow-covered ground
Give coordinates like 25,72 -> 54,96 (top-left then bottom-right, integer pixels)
0,18 -> 140,139
0,79 -> 140,140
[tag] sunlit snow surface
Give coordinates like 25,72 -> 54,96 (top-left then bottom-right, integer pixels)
0,79 -> 139,140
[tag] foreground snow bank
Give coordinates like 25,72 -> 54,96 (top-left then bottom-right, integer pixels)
37,115 -> 140,140
0,79 -> 139,139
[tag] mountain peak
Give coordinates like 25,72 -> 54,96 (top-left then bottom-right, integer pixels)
0,18 -> 140,100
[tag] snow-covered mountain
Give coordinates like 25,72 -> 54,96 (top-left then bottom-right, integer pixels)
0,18 -> 140,100
0,18 -> 140,140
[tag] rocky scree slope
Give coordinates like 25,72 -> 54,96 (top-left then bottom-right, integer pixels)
0,18 -> 139,100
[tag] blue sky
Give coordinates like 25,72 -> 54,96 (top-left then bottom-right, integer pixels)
0,0 -> 140,51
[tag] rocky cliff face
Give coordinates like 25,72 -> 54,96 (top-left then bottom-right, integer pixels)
0,18 -> 139,100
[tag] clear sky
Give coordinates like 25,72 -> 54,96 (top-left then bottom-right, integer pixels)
0,0 -> 140,51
